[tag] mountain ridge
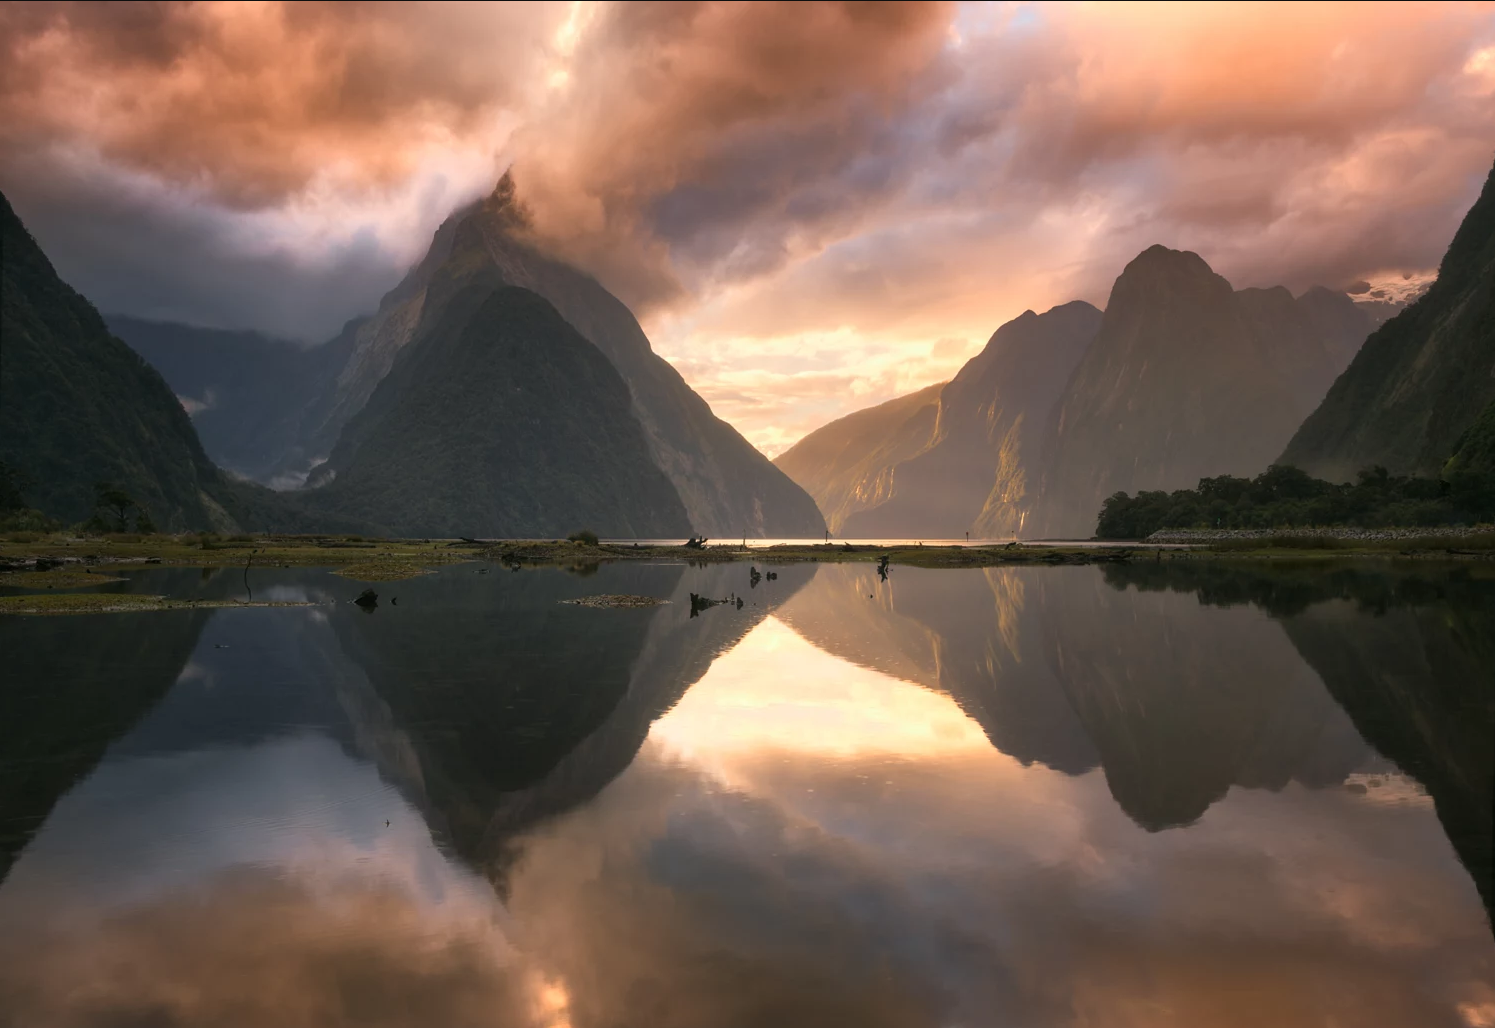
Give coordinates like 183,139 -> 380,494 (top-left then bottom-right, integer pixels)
1280,156 -> 1495,481
306,174 -> 825,538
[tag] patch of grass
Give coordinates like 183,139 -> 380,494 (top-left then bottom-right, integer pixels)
560,593 -> 669,608
0,593 -> 316,615
0,568 -> 125,589
0,532 -> 485,567
333,559 -> 441,582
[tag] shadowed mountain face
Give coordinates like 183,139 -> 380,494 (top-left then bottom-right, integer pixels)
0,191 -> 234,529
0,193 -> 381,535
1034,247 -> 1374,537
1447,399 -> 1495,478
1282,158 -> 1495,482
304,176 -> 824,538
843,301 -> 1104,540
107,316 -> 353,488
304,284 -> 691,538
773,384 -> 943,535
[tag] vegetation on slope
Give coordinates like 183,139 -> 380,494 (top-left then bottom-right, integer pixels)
1281,157 -> 1495,480
306,284 -> 693,538
0,191 -> 229,530
1096,464 -> 1495,539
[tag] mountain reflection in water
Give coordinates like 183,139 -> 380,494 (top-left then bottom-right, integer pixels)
0,559 -> 1490,1027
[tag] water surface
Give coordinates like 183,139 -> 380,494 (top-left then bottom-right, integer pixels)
1,559 -> 1491,1026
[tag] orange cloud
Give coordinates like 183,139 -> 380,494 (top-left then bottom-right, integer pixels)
1,2 -> 1492,448
0,1 -> 559,206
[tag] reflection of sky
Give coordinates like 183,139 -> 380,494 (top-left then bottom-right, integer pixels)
0,610 -> 533,1027
0,732 -> 494,921
507,615 -> 1495,1028
3,599 -> 1492,1027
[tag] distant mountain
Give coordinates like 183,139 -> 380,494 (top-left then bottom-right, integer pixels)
773,383 -> 943,534
305,284 -> 691,538
1034,247 -> 1374,537
107,316 -> 352,487
305,174 -> 825,538
1281,158 -> 1495,482
0,190 -> 240,530
840,301 -> 1102,539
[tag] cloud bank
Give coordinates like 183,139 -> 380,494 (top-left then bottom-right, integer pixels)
2,2 -> 1493,450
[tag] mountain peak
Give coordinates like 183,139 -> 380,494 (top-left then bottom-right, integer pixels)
1107,245 -> 1231,313
480,169 -> 531,228
1123,244 -> 1215,278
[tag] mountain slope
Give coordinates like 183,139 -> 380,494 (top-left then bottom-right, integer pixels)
108,316 -> 352,486
773,383 -> 943,534
1034,247 -> 1373,537
307,175 -> 825,538
843,301 -> 1103,539
306,284 -> 692,538
0,190 -> 238,529
1281,158 -> 1495,481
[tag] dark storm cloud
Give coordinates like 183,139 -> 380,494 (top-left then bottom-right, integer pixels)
6,155 -> 403,340
1,0 -> 1493,431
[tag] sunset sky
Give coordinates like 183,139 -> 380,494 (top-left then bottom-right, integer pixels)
3,1 -> 1493,454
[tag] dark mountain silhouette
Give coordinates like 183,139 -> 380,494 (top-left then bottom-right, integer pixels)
304,175 -> 824,538
773,383 -> 943,534
1,189 -> 387,534
1281,157 -> 1495,481
107,316 -> 352,487
304,284 -> 691,538
1034,247 -> 1373,537
0,190 -> 244,529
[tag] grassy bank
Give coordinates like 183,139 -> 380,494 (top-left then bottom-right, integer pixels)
4,531 -> 1493,580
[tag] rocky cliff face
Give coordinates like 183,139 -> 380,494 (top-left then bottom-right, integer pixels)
1034,247 -> 1373,537
0,190 -> 237,529
843,301 -> 1103,539
1281,158 -> 1495,482
306,175 -> 824,538
306,285 -> 692,539
773,384 -> 943,535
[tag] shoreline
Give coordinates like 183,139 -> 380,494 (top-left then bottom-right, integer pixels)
3,530 -> 1494,577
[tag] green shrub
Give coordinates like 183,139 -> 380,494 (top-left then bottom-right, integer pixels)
1097,463 -> 1495,538
567,529 -> 600,547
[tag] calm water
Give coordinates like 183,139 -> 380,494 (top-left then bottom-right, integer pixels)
1,559 -> 1492,1027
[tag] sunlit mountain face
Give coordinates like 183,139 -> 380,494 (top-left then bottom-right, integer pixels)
2,2 -> 1491,452
2,561 -> 1491,1026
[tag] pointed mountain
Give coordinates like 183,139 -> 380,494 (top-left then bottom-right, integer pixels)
305,284 -> 692,538
1281,158 -> 1495,481
844,301 -> 1103,539
1033,246 -> 1373,537
0,190 -> 238,529
773,383 -> 943,534
305,174 -> 825,537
